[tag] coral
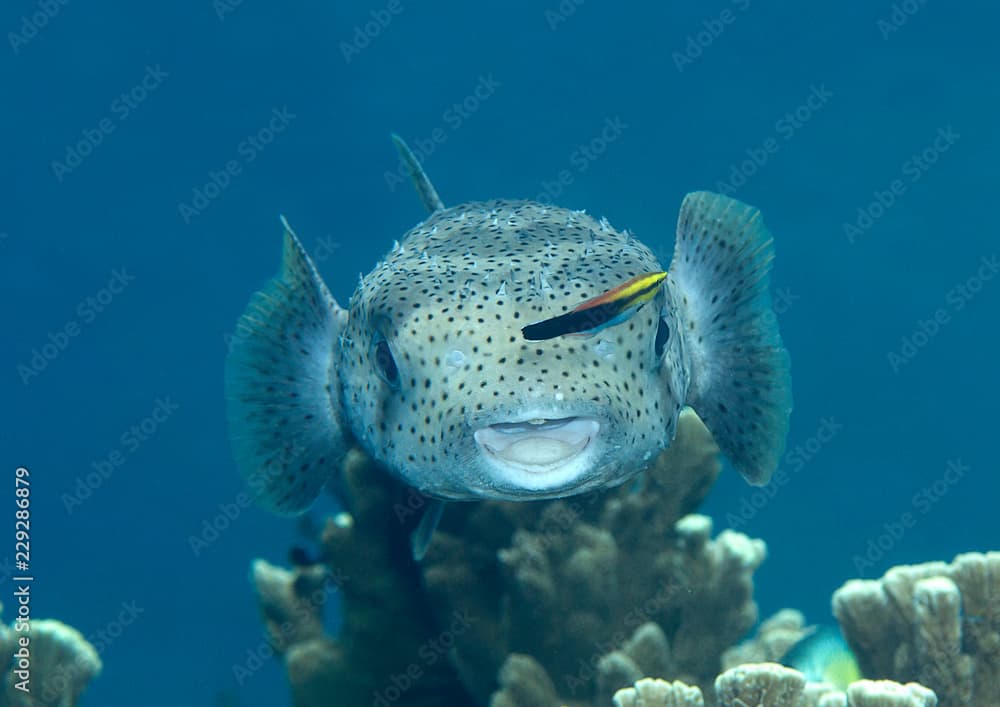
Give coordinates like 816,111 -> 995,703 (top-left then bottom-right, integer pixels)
593,623 -> 672,706
489,654 -> 560,707
722,609 -> 812,670
420,410 -> 772,703
799,682 -> 848,707
609,667 -> 937,707
251,409 -> 777,706
844,680 -> 937,707
246,406 -> 975,707
832,552 -> 999,707
251,559 -> 328,651
613,677 -> 705,707
0,615 -> 101,707
248,447 -> 473,706
714,663 -> 805,706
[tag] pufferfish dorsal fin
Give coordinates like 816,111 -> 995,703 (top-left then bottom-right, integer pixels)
391,133 -> 445,213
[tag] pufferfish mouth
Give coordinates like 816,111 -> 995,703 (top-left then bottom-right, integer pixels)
473,416 -> 600,473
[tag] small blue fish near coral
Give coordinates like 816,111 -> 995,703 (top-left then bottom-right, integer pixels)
224,136 -> 792,556
784,626 -> 861,690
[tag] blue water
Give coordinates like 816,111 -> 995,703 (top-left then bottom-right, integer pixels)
4,2 -> 998,705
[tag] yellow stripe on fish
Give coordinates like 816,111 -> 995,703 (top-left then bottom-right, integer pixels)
522,271 -> 668,341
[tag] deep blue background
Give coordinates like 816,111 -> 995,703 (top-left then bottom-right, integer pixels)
3,2 -> 998,705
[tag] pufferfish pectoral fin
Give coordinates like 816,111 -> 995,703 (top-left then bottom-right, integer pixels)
670,192 -> 793,486
224,216 -> 350,515
410,498 -> 446,561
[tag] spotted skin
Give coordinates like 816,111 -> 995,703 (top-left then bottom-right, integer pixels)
226,182 -> 791,517
338,200 -> 689,500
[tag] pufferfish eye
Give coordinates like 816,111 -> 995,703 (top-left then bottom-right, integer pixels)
373,337 -> 400,387
654,315 -> 670,359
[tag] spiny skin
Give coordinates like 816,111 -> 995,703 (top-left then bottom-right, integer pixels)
338,199 -> 690,501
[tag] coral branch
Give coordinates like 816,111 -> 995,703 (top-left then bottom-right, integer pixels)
833,552 -> 999,707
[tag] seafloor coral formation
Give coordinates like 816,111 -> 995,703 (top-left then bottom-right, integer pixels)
250,449 -> 472,707
832,552 -> 1000,707
0,609 -> 101,707
612,677 -> 704,706
251,410 -> 778,705
720,609 -> 812,671
246,408 -> 993,706
607,665 -> 938,707
255,411 -> 765,705
417,409 -> 736,703
714,662 -> 805,705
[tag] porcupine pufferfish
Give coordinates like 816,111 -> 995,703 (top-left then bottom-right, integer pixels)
225,135 -> 792,558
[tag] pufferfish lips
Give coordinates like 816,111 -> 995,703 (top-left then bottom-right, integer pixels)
473,416 -> 600,474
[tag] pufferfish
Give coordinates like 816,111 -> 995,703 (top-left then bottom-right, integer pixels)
225,136 -> 792,557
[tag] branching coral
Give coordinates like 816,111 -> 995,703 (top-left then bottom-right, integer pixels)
249,448 -> 474,706
722,609 -> 813,671
244,406 -> 985,707
421,410 -> 773,703
843,680 -> 937,707
608,666 -> 937,707
832,552 -> 999,707
249,409 -> 791,706
714,662 -> 805,706
489,654 -> 560,707
0,613 -> 101,707
612,677 -> 705,707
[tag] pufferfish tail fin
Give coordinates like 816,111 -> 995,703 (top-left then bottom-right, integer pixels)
391,133 -> 445,213
224,217 -> 351,514
670,192 -> 792,485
